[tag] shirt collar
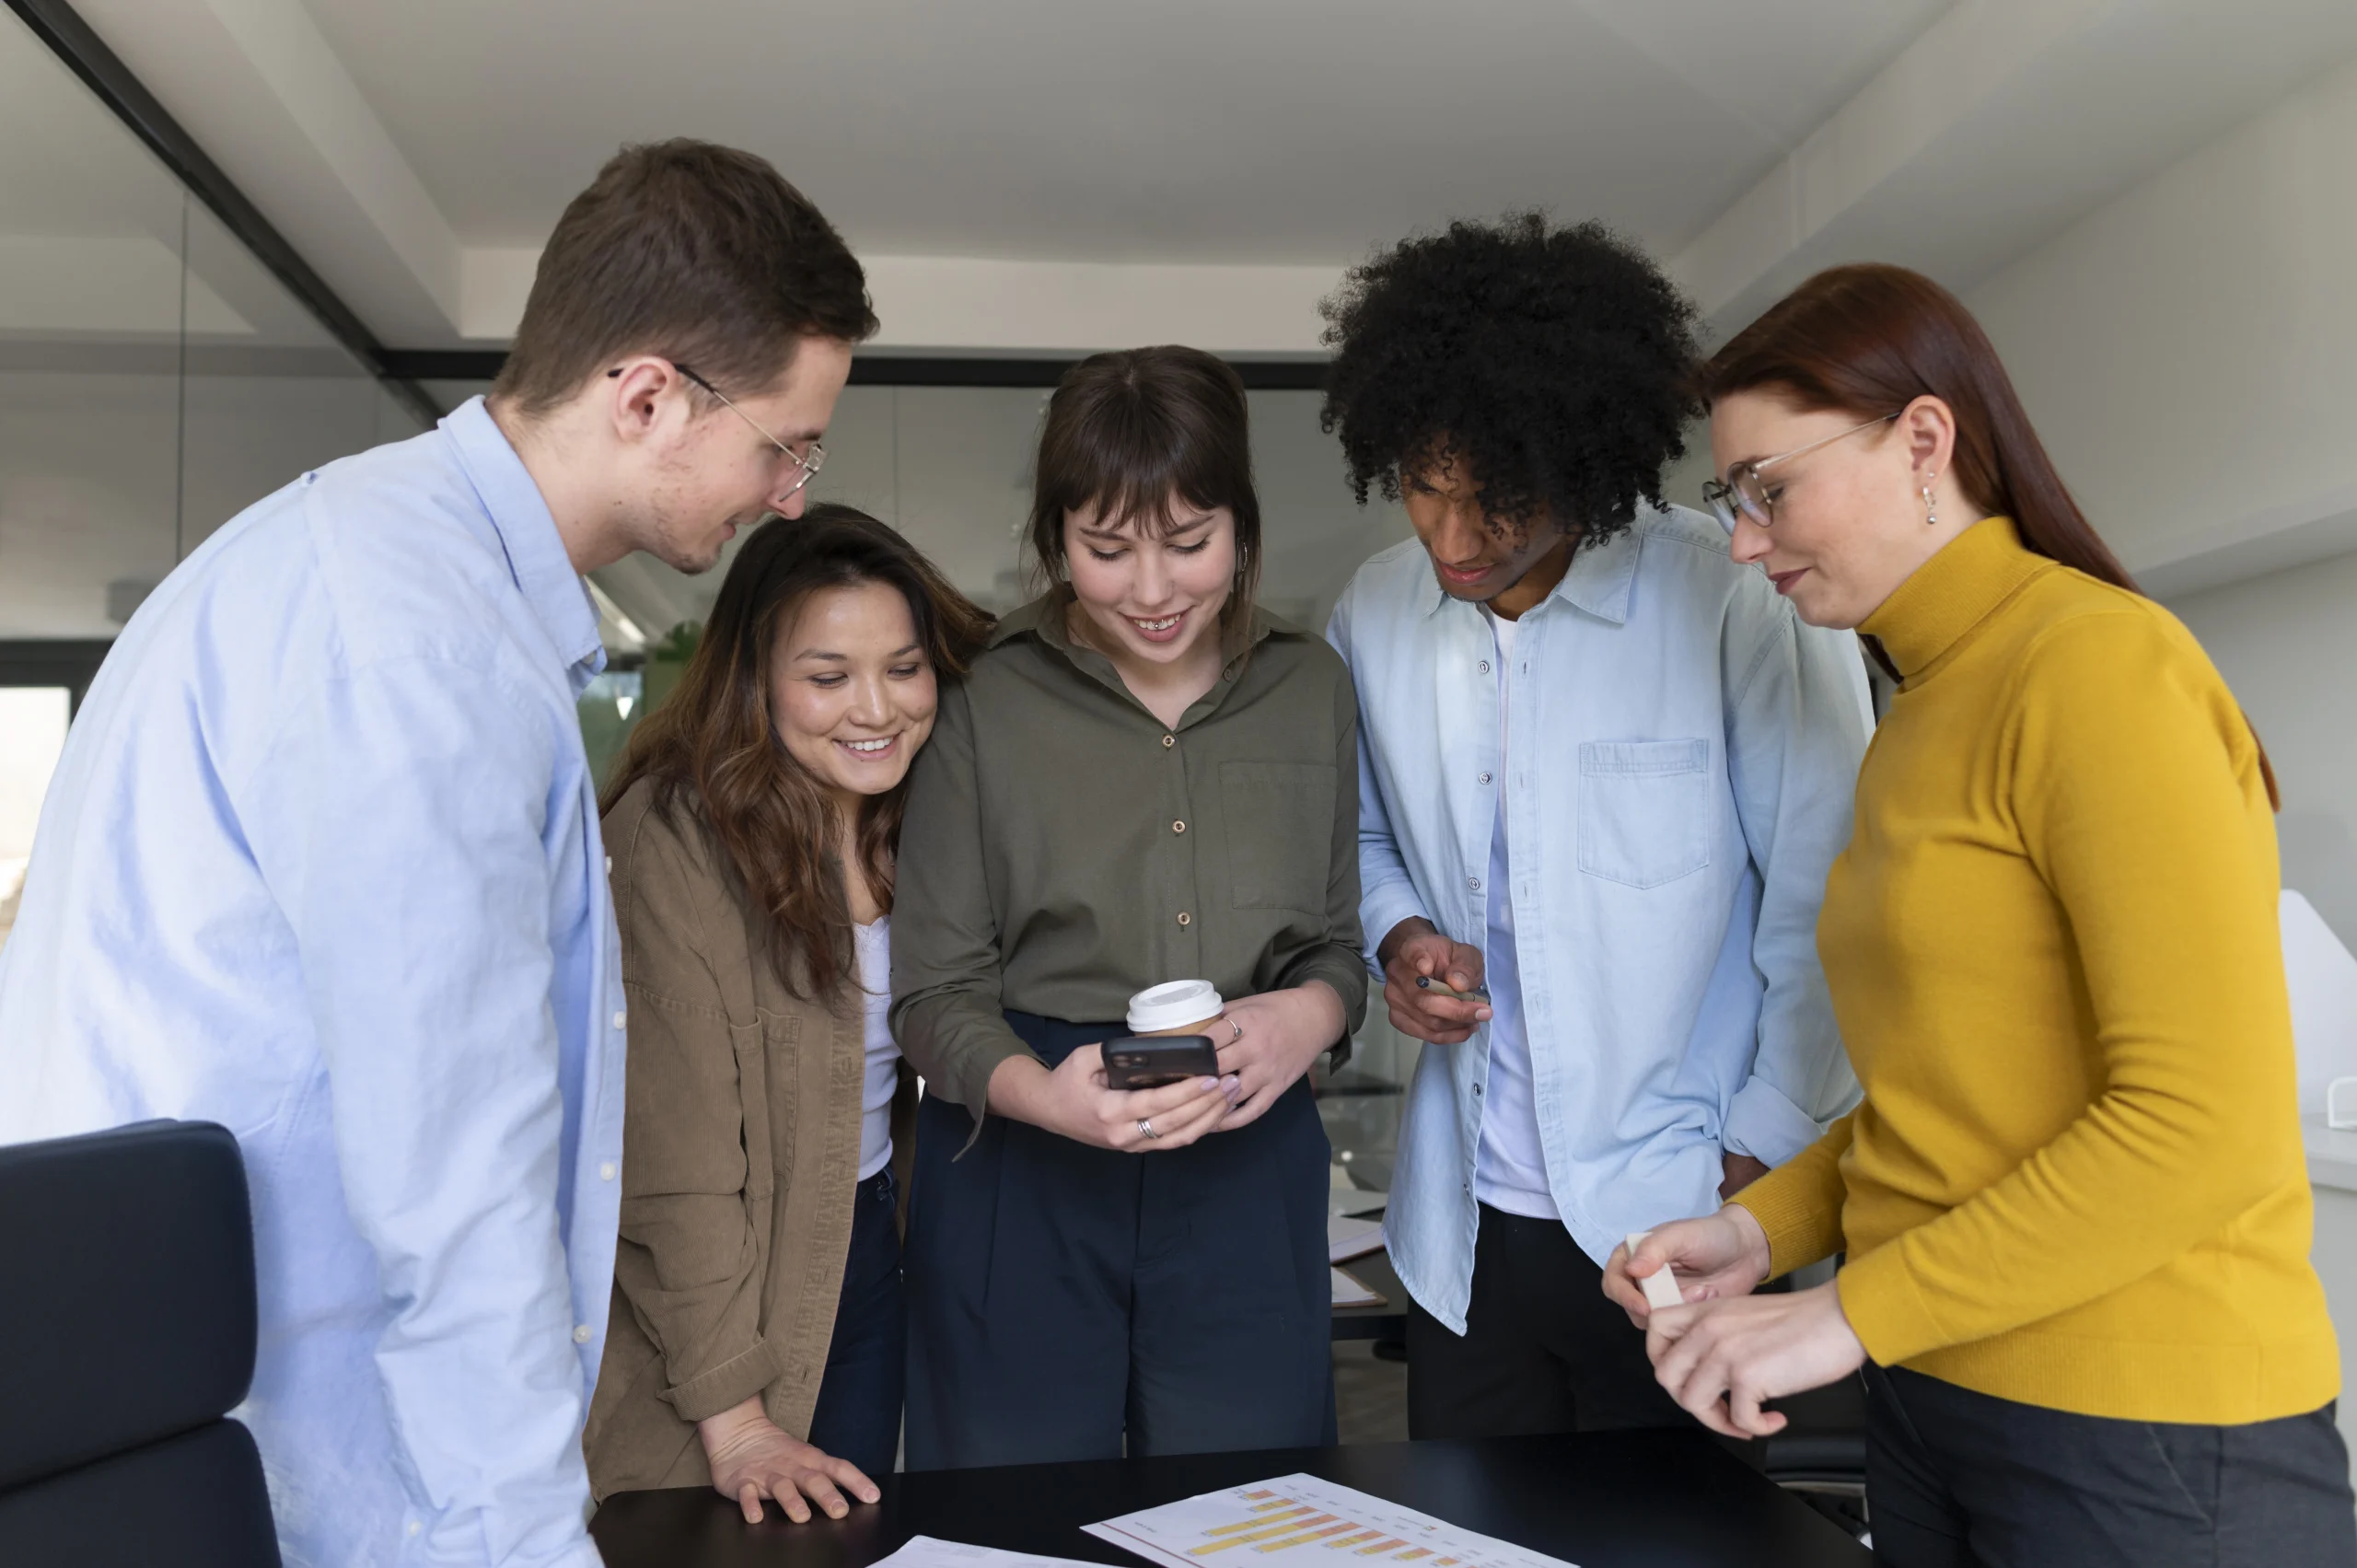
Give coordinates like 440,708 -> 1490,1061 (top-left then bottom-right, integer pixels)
1409,522 -> 1642,626
1861,516 -> 2049,681
992,591 -> 1294,712
443,396 -> 607,681
991,591 -> 1293,658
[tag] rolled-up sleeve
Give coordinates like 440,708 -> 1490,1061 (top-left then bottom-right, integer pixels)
1722,596 -> 1871,1164
890,684 -> 1039,1127
243,654 -> 601,1568
607,811 -> 779,1422
1329,591 -> 1428,977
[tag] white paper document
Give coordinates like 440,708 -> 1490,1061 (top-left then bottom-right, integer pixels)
870,1536 -> 1106,1568
1328,1213 -> 1386,1264
1329,1267 -> 1384,1307
1086,1473 -> 1577,1568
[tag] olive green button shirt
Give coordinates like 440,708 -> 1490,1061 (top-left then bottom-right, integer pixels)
889,594 -> 1369,1126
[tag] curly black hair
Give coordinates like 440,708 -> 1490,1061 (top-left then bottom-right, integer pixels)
1319,212 -> 1702,545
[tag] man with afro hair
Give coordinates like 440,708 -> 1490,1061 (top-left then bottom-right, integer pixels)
1321,214 -> 1870,1439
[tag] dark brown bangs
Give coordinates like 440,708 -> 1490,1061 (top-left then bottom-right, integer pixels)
1026,345 -> 1263,615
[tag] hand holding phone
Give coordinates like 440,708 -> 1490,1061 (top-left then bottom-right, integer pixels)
1100,1034 -> 1221,1090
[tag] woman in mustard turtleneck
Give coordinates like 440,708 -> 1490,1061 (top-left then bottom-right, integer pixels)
1606,265 -> 2353,1567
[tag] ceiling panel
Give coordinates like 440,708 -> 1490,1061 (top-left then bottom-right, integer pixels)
296,0 -> 1948,263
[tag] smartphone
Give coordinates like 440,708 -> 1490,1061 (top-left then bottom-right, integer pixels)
1101,1034 -> 1221,1090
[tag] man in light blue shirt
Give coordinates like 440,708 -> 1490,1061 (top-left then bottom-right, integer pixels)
1319,215 -> 1869,1436
0,141 -> 873,1566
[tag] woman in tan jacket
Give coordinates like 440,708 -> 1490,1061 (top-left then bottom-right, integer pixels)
584,505 -> 989,1522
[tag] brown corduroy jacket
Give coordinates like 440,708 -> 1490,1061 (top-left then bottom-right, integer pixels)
583,777 -> 915,1501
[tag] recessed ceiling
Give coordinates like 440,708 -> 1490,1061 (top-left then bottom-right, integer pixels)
296,0 -> 1948,262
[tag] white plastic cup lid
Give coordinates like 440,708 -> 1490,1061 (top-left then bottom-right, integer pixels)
1126,979 -> 1224,1034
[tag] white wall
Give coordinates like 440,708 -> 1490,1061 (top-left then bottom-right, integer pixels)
2165,552 -> 2357,950
1958,51 -> 2357,949
1967,51 -> 2357,594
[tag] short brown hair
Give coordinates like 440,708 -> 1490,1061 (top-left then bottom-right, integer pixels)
1026,346 -> 1262,623
494,139 -> 877,416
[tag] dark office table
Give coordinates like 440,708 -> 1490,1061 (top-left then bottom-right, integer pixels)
590,1431 -> 1873,1568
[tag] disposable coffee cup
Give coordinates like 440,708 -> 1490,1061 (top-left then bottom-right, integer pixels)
1126,978 -> 1224,1038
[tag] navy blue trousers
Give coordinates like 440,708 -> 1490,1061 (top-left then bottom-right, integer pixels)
902,1011 -> 1335,1470
805,1167 -> 905,1480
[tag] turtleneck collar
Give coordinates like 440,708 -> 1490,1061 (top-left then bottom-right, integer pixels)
1861,517 -> 2051,683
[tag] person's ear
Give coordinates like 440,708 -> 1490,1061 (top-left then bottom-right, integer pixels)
604,358 -> 685,447
1898,395 -> 1957,486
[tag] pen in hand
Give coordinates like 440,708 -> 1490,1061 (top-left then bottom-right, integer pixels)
1416,976 -> 1491,1005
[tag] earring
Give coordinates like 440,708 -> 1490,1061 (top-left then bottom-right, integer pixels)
1922,481 -> 1939,528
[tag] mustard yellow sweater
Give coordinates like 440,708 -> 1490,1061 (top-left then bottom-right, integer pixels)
1734,517 -> 2337,1424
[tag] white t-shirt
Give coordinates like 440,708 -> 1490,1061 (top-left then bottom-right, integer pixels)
1471,611 -> 1560,1220
853,917 -> 901,1181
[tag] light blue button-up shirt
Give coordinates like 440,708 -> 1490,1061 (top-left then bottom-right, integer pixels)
0,398 -> 624,1567
1328,503 -> 1870,1332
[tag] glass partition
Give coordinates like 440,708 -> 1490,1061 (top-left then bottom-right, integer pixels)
2,0 -> 1420,1172
0,3 -> 424,944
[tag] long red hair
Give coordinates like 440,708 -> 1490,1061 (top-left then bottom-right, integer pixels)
1698,263 -> 2276,807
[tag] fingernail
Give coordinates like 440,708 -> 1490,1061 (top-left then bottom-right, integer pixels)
1198,1076 -> 1219,1091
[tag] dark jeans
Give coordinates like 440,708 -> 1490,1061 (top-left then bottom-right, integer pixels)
1866,1362 -> 2357,1567
1405,1203 -> 1689,1436
902,1011 -> 1335,1470
804,1167 -> 905,1481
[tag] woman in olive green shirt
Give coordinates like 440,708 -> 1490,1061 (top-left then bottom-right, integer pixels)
890,346 -> 1369,1469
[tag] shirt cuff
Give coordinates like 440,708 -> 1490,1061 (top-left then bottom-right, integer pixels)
1837,1237 -> 1952,1369
666,1336 -> 784,1424
1722,1075 -> 1828,1165
1359,885 -> 1432,979
1284,949 -> 1371,1032
952,1034 -> 1040,1156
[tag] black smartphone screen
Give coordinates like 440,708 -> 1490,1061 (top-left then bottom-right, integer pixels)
1100,1034 -> 1220,1090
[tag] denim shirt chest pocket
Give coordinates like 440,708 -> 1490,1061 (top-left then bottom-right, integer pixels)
1576,738 -> 1713,889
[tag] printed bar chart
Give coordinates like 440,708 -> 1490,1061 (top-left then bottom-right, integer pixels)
1086,1476 -> 1574,1568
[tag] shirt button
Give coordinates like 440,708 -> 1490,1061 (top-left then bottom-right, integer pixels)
1473,1082 -> 1483,1096
599,1161 -> 617,1181
573,1324 -> 592,1344
1479,660 -> 1490,674
1177,912 -> 1192,927
604,855 -> 612,874
408,1521 -> 422,1538
1172,819 -> 1187,834
1161,734 -> 1176,749
1468,877 -> 1482,892
1479,772 -> 1492,784
611,1010 -> 627,1030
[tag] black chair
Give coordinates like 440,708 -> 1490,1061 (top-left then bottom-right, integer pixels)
0,1120 -> 281,1566
1761,1371 -> 1870,1538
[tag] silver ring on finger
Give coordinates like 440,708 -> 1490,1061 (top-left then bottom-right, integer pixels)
1138,1117 -> 1159,1139
1229,1016 -> 1244,1041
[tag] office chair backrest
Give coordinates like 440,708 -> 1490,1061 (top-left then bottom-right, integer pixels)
0,1119 -> 281,1566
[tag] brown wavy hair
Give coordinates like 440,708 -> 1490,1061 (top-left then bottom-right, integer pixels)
603,505 -> 993,996
1698,262 -> 2278,807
